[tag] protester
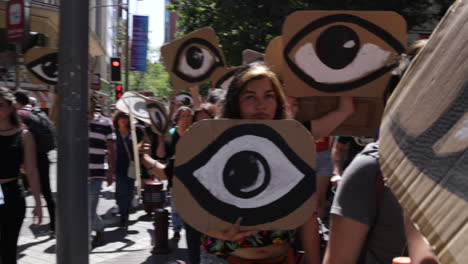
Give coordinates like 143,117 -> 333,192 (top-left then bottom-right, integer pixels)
193,103 -> 217,121
323,40 -> 427,264
14,90 -> 56,234
156,105 -> 194,240
0,88 -> 42,264
89,97 -> 116,247
112,111 -> 145,228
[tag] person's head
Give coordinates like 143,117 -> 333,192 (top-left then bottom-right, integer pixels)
222,63 -> 289,120
0,87 -> 21,128
286,96 -> 299,119
173,106 -> 194,128
383,39 -> 428,105
14,90 -> 30,108
112,111 -> 130,131
194,103 -> 217,122
29,97 -> 37,107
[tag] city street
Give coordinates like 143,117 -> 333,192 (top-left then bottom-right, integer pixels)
16,151 -> 190,264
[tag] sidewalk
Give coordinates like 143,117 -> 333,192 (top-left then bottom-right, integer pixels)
17,151 -> 190,264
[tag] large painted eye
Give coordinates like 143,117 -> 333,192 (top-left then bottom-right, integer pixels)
175,92 -> 193,106
174,123 -> 316,226
26,52 -> 58,85
284,13 -> 405,93
172,38 -> 225,82
147,102 -> 168,134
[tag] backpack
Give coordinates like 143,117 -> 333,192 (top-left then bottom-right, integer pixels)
22,109 -> 56,153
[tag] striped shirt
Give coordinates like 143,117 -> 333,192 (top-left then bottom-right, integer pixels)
89,113 -> 116,178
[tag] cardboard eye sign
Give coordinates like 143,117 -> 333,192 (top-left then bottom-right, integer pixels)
242,49 -> 264,65
174,92 -> 194,107
379,2 -> 468,263
212,66 -> 244,91
282,11 -> 406,97
173,119 -> 317,232
116,92 -> 169,135
161,27 -> 227,91
24,47 -> 58,85
264,36 -> 284,81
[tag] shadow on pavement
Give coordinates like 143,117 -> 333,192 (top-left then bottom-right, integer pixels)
141,248 -> 189,264
16,236 -> 55,257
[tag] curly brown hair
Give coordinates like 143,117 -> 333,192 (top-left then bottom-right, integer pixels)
221,63 -> 290,120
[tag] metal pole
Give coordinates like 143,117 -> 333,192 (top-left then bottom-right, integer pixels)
56,0 -> 90,263
14,43 -> 21,90
125,0 -> 130,91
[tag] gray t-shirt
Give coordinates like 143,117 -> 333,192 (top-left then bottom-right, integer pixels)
331,142 -> 407,264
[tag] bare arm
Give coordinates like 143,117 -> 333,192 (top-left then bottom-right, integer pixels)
331,140 -> 347,177
404,214 -> 440,264
106,139 -> 116,186
141,153 -> 168,180
299,215 -> 321,264
323,214 -> 369,264
191,85 -> 202,110
310,96 -> 354,138
22,130 -> 42,225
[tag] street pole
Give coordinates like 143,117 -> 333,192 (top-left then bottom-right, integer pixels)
125,0 -> 130,91
57,0 -> 90,263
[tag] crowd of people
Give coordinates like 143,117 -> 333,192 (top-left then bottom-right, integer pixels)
0,38 -> 439,264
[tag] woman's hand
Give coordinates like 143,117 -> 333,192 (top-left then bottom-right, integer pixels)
338,96 -> 354,115
32,202 -> 43,225
204,217 -> 258,242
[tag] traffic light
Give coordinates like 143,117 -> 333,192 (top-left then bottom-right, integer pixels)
115,84 -> 123,100
110,57 -> 121,81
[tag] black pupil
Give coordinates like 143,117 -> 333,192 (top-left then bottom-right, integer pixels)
316,25 -> 360,70
186,46 -> 204,69
223,151 -> 270,199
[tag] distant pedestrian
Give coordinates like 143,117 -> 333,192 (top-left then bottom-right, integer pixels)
0,88 -> 42,264
15,90 -> 56,233
89,96 -> 116,248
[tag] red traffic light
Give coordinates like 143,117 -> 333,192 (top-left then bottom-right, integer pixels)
112,60 -> 120,67
116,92 -> 123,98
115,84 -> 123,91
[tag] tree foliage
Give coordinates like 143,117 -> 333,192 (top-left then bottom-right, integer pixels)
169,0 -> 452,66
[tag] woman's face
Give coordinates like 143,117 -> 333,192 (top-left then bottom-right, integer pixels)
177,109 -> 193,128
286,96 -> 299,119
239,78 -> 277,120
117,116 -> 129,129
0,97 -> 13,123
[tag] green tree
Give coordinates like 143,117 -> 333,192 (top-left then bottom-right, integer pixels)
169,0 -> 450,66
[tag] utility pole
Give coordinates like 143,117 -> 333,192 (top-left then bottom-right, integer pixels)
56,0 -> 90,263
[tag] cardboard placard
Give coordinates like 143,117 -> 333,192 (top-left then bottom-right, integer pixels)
379,1 -> 468,263
161,27 -> 227,91
264,36 -> 284,81
24,47 -> 58,85
212,66 -> 243,91
242,49 -> 264,65
282,11 -> 406,97
174,119 -> 317,232
116,92 -> 169,135
296,96 -> 382,137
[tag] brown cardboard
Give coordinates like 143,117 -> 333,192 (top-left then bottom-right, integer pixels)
282,11 -> 406,97
161,27 -> 227,91
242,49 -> 264,65
115,92 -> 169,134
264,36 -> 284,80
296,96 -> 383,137
379,1 -> 468,263
211,66 -> 243,90
24,47 -> 58,85
173,119 -> 317,232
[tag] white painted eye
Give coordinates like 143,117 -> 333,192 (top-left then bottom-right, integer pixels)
193,135 -> 304,209
27,53 -> 58,85
178,47 -> 215,78
147,103 -> 167,133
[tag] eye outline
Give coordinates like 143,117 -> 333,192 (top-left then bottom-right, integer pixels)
284,13 -> 405,93
174,123 -> 316,226
172,37 -> 225,83
26,52 -> 58,85
175,92 -> 193,106
147,102 -> 168,133
214,68 -> 241,90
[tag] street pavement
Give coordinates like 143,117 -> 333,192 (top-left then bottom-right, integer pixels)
16,151 -> 191,264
